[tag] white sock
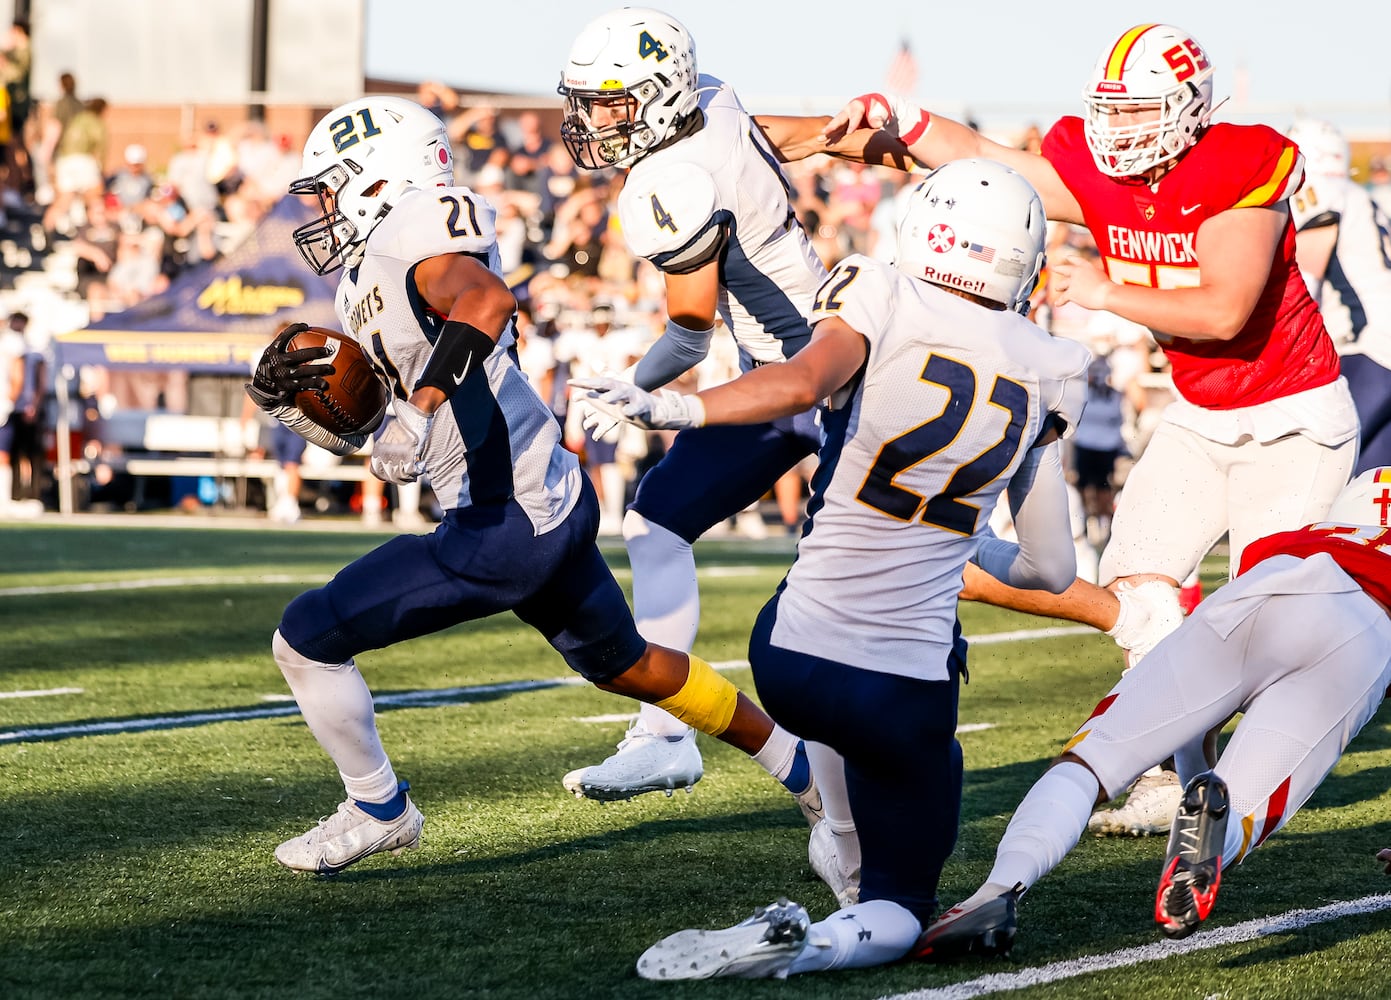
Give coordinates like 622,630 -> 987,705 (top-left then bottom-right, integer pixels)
599,464 -> 626,523
272,630 -> 394,792
0,464 -> 11,505
397,481 -> 422,518
625,510 -> 699,738
805,741 -> 859,867
1173,739 -> 1209,788
984,761 -> 1097,894
341,758 -> 402,806
751,726 -> 804,785
788,899 -> 922,974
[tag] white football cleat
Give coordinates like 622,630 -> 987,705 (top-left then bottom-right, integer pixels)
808,820 -> 860,908
636,898 -> 811,980
275,796 -> 423,874
562,723 -> 703,801
793,771 -> 825,828
1088,768 -> 1183,837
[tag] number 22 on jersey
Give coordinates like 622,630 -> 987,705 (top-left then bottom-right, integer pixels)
856,353 -> 1031,535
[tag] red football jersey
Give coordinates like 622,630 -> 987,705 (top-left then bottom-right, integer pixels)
1238,524 -> 1391,611
1042,118 -> 1339,409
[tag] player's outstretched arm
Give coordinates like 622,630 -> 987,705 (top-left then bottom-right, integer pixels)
816,94 -> 1083,224
753,114 -> 917,172
571,318 -> 868,431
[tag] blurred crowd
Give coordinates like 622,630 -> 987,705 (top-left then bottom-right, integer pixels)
2,61 -> 1389,536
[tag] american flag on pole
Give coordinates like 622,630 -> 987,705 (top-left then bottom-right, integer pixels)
885,39 -> 918,95
967,242 -> 995,263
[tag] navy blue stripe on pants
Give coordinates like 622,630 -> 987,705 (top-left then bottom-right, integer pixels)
749,593 -> 963,924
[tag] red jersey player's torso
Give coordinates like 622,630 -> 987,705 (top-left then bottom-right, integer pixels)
1238,523 -> 1391,611
1042,117 -> 1339,410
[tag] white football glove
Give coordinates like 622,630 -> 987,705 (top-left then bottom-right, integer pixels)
371,399 -> 432,485
568,376 -> 706,432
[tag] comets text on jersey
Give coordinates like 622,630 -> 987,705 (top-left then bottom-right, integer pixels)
345,285 -> 386,335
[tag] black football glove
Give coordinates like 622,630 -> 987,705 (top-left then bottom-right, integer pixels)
245,323 -> 336,411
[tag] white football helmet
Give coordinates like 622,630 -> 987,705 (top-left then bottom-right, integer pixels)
1287,119 -> 1349,180
558,7 -> 699,170
1324,468 -> 1391,528
289,96 -> 454,275
894,159 -> 1046,314
1083,24 -> 1215,178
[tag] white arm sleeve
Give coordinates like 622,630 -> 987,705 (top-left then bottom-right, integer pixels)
633,319 -> 716,390
268,404 -> 368,457
970,442 -> 1076,592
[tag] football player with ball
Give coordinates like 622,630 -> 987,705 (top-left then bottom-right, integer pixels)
244,95 -> 820,875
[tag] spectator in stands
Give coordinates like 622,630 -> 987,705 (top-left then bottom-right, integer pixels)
164,128 -> 221,219
0,308 -> 40,516
136,178 -> 217,266
8,311 -> 46,505
1,20 -> 31,167
69,197 -> 121,316
43,95 -> 107,237
25,98 -> 61,209
108,143 -> 153,209
415,80 -> 459,123
1368,157 -> 1391,215
544,185 -> 608,279
241,380 -> 305,524
448,104 -> 509,185
53,72 -> 80,133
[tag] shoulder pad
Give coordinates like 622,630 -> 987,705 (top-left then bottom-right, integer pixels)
1204,125 -> 1305,209
1044,336 -> 1093,439
375,187 -> 498,263
619,161 -> 719,263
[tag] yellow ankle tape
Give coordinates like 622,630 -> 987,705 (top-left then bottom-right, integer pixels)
654,654 -> 738,736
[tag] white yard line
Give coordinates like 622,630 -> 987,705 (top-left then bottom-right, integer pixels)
0,563 -> 772,598
876,893 -> 1391,1000
0,687 -> 84,699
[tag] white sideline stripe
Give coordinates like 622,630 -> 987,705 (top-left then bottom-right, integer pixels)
876,893 -> 1391,1000
0,563 -> 773,599
0,575 -> 316,596
0,687 -> 84,700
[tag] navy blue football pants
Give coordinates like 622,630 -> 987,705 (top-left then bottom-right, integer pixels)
278,475 -> 647,683
750,592 -> 966,925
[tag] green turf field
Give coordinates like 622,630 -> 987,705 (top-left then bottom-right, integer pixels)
2,521 -> 1389,999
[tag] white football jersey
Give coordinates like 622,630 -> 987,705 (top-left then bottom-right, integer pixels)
338,185 -> 583,531
1290,172 -> 1391,369
771,256 -> 1091,680
618,76 -> 827,370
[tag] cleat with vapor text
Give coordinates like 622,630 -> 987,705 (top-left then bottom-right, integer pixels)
911,884 -> 1023,961
1155,771 -> 1229,938
562,723 -> 703,801
636,898 -> 810,980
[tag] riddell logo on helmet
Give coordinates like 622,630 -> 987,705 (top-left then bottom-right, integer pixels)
921,265 -> 987,294
1095,81 -> 1127,94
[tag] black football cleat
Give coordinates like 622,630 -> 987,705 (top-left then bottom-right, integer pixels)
910,883 -> 1023,961
1155,770 -> 1229,939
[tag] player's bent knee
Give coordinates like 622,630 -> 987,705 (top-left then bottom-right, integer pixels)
623,508 -> 690,554
653,653 -> 739,737
272,627 -> 340,671
1054,752 -> 1108,804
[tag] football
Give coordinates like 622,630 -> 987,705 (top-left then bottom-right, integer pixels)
284,326 -> 389,436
